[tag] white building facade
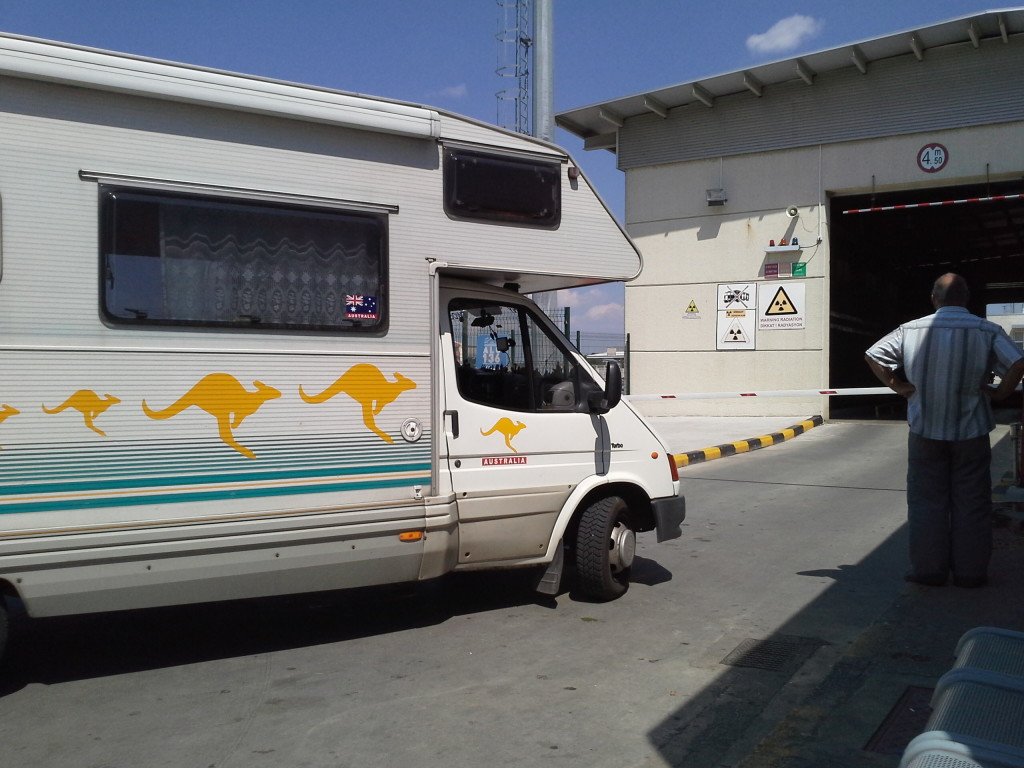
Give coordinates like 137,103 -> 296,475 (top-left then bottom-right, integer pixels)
558,10 -> 1024,416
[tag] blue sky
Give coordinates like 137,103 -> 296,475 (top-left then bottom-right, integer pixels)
0,0 -> 996,333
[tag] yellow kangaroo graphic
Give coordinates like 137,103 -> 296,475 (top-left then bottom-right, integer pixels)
142,373 -> 281,459
481,417 -> 527,453
42,391 -> 120,437
0,404 -> 19,448
299,364 -> 416,444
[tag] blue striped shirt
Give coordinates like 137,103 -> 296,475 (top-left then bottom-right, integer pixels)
866,306 -> 1024,440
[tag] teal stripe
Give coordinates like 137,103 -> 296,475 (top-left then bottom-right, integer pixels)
0,461 -> 431,498
0,474 -> 433,515
2,440 -> 430,460
0,450 -> 430,483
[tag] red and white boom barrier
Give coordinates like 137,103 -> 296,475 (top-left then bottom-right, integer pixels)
627,387 -> 893,401
842,193 -> 1024,215
626,385 -> 1021,401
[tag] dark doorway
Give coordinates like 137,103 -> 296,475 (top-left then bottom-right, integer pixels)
829,179 -> 1024,418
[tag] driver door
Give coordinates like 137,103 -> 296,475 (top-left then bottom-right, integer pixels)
439,286 -> 606,565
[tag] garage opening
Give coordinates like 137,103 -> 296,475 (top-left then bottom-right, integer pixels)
828,179 -> 1024,419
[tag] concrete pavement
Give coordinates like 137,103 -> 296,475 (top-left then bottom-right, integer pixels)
1,415 -> 1020,767
648,414 -> 1024,766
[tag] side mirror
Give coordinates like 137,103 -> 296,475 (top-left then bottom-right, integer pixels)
587,361 -> 622,415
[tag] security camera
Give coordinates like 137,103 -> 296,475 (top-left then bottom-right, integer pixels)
785,205 -> 799,218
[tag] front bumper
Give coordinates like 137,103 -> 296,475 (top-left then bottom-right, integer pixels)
651,493 -> 686,542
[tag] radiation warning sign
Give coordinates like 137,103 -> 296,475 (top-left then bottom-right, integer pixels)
716,283 -> 756,349
758,282 -> 805,330
683,299 -> 701,320
716,311 -> 756,350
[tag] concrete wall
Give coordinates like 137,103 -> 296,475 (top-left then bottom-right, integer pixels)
625,122 -> 1024,416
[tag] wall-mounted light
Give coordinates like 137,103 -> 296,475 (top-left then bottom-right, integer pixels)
706,188 -> 727,206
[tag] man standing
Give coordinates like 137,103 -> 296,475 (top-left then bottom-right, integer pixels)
865,273 -> 1024,587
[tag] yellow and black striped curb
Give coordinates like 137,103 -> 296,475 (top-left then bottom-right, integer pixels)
672,415 -> 824,469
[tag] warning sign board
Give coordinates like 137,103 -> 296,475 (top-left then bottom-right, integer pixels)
717,284 -> 755,311
758,282 -> 805,330
717,284 -> 756,349
683,299 -> 701,319
716,309 -> 756,350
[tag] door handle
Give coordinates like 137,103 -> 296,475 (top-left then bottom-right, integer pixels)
444,409 -> 460,438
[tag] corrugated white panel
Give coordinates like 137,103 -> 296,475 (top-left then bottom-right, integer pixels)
438,112 -> 563,156
0,349 -> 432,532
0,66 -> 639,533
0,32 -> 440,139
0,77 -> 434,348
620,37 -> 1024,169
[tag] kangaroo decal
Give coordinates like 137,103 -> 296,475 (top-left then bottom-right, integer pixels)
42,391 -> 120,437
0,404 -> 18,448
142,373 -> 281,459
481,417 -> 527,453
0,404 -> 19,424
299,364 -> 416,444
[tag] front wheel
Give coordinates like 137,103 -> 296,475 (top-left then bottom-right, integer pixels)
575,496 -> 635,600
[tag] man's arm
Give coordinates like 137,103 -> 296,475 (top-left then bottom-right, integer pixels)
865,354 -> 916,398
989,358 -> 1024,402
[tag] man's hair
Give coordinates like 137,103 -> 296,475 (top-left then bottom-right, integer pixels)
932,273 -> 970,307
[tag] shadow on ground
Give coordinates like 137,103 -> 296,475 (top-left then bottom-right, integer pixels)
647,428 -> 1024,768
0,553 -> 672,698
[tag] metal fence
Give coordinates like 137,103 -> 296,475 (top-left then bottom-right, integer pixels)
544,308 -> 630,393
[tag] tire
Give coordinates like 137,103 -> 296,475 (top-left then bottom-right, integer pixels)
575,496 -> 635,601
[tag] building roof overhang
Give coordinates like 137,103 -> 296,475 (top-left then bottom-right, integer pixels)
556,8 -> 1024,151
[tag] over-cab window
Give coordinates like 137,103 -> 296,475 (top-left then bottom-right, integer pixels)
100,187 -> 387,332
448,299 -> 600,412
443,149 -> 560,228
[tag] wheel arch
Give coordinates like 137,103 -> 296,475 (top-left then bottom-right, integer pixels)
546,479 -> 656,561
563,482 -> 655,550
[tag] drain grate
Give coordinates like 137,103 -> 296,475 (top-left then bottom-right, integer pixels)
864,685 -> 934,755
720,635 -> 823,672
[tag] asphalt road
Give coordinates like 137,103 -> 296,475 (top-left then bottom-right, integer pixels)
0,421 -> 931,767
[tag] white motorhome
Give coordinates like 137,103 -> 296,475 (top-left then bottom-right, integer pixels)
0,34 -> 685,657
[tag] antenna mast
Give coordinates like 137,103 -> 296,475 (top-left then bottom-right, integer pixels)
495,0 -> 531,135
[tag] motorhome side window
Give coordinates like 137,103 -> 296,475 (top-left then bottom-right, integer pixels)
443,149 -> 560,228
448,299 -> 599,412
100,188 -> 386,331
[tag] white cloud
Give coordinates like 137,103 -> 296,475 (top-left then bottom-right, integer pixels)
552,286 -> 624,334
746,14 -> 823,55
585,302 -> 623,322
429,83 -> 467,99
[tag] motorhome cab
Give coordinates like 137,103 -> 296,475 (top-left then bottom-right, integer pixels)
0,34 -> 685,658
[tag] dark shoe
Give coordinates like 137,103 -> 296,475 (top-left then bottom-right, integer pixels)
904,571 -> 946,586
952,575 -> 987,588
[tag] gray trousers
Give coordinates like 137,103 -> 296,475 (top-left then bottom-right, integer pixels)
906,432 -> 992,582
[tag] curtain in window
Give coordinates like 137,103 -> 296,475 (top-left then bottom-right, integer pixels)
159,201 -> 380,327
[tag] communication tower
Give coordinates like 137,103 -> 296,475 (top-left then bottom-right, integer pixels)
495,0 -> 531,135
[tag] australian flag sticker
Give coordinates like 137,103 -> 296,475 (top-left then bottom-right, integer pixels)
345,294 -> 378,320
